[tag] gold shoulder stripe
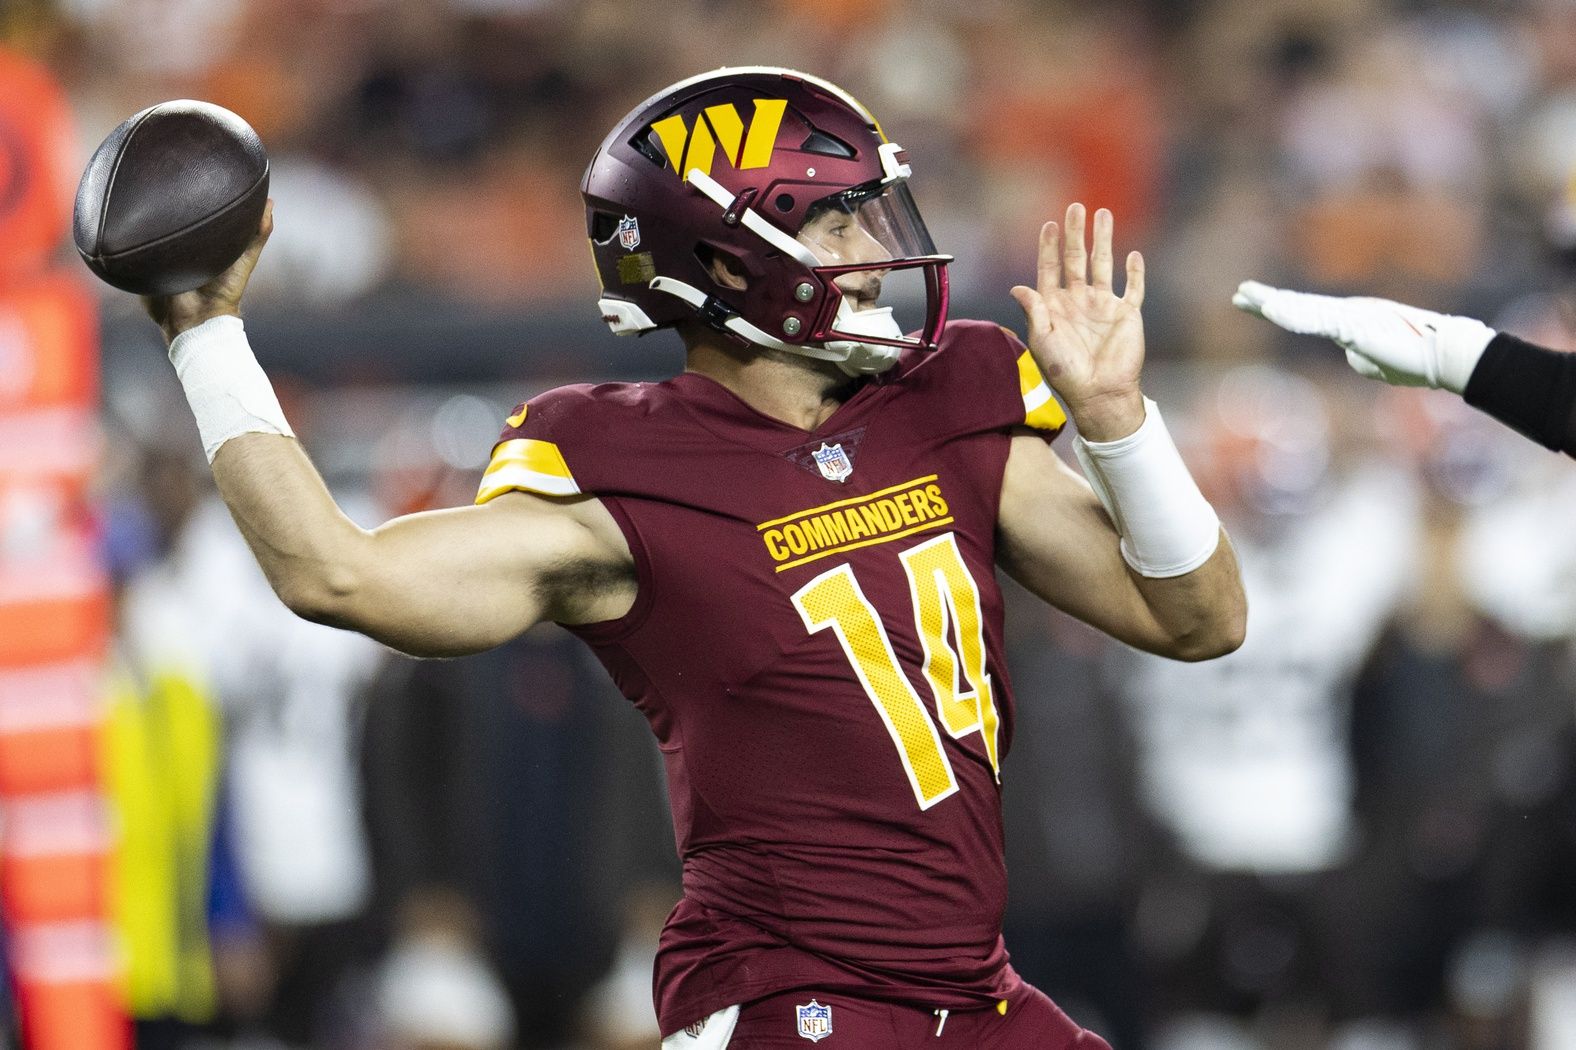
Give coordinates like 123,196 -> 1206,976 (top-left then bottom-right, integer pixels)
475,438 -> 580,503
1015,349 -> 1043,397
1016,350 -> 1067,433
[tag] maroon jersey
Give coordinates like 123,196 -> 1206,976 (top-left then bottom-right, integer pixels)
476,319 -> 1066,1035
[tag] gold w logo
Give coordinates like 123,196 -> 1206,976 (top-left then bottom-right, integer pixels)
650,99 -> 788,182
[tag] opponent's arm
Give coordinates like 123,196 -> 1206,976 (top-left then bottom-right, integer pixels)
146,204 -> 635,658
1233,281 -> 1576,458
1004,203 -> 1246,660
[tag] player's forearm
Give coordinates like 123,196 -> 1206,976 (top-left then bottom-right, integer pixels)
998,433 -> 1245,661
162,315 -> 378,628
210,433 -> 371,624
1463,332 -> 1576,458
1067,400 -> 1246,660
1130,532 -> 1247,661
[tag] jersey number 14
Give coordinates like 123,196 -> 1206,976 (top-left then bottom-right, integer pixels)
791,532 -> 1000,810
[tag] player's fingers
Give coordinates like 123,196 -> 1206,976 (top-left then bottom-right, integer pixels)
1255,293 -> 1332,338
228,201 -> 274,282
1063,202 -> 1088,287
1123,251 -> 1145,309
1091,208 -> 1114,290
1232,280 -> 1276,317
1237,283 -> 1347,340
1036,221 -> 1061,294
1011,285 -> 1053,340
139,293 -> 168,326
246,199 -> 275,258
1344,347 -> 1385,381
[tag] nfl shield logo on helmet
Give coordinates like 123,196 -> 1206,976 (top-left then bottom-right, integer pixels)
812,442 -> 853,483
795,1000 -> 832,1042
617,215 -> 641,250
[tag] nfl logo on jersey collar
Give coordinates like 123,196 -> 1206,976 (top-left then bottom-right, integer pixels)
796,1000 -> 833,1041
812,442 -> 853,483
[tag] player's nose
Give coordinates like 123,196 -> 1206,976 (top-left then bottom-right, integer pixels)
846,224 -> 890,265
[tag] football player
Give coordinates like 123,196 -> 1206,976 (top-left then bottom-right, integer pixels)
144,68 -> 1245,1049
1234,282 -> 1576,459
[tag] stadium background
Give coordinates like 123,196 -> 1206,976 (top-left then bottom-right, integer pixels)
4,0 -> 1576,1048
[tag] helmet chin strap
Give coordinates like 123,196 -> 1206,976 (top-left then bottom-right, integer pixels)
648,276 -> 906,375
822,297 -> 906,376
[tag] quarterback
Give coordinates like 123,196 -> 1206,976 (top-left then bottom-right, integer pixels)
144,69 -> 1245,1049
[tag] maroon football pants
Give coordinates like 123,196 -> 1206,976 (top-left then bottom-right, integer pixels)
725,982 -> 1113,1049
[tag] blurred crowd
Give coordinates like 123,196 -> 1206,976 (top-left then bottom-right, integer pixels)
5,0 -> 1576,1048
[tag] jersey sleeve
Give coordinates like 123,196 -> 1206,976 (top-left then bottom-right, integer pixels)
474,387 -> 589,504
1002,326 -> 1069,436
946,321 -> 1066,437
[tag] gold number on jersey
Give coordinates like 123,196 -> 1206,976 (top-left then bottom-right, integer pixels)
900,533 -> 1001,778
791,534 -> 1000,810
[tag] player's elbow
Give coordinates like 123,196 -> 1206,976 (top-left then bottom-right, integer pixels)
1171,624 -> 1245,662
272,563 -> 363,628
1168,596 -> 1248,662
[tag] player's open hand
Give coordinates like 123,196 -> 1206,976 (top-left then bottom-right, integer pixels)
1233,281 -> 1496,395
144,199 -> 275,345
1011,203 -> 1147,441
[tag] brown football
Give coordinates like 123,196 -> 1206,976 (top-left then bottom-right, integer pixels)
73,100 -> 269,296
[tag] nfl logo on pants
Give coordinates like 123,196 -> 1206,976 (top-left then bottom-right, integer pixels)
796,1000 -> 833,1042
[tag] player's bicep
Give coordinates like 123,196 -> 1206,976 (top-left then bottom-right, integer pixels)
342,492 -> 634,658
995,432 -> 1174,652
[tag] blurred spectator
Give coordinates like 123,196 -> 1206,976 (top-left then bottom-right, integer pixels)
373,893 -> 515,1050
1001,583 -> 1159,1050
104,443 -> 224,1048
102,411 -> 385,1048
1127,366 -> 1418,876
239,159 -> 393,309
363,616 -> 677,1049
576,884 -> 683,1050
1115,366 -> 1424,1043
200,487 -> 384,1046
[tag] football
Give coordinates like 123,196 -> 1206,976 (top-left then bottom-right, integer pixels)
73,99 -> 269,297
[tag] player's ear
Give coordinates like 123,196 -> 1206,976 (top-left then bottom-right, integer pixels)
698,244 -> 748,292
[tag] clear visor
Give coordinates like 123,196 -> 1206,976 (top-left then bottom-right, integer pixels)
796,180 -> 938,266
795,181 -> 950,351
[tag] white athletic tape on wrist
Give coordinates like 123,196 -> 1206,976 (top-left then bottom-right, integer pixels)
1073,398 -> 1220,578
167,315 -> 293,462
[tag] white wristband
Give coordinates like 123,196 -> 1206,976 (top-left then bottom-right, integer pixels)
1073,398 -> 1220,578
167,315 -> 294,462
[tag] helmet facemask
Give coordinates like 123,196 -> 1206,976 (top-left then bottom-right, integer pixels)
791,177 -> 950,375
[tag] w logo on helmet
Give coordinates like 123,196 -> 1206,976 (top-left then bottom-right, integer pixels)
650,99 -> 788,182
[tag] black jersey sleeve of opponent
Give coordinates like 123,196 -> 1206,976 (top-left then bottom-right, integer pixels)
1463,332 -> 1576,458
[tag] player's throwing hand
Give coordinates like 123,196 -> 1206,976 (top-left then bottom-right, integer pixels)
1010,203 -> 1147,441
144,200 -> 274,343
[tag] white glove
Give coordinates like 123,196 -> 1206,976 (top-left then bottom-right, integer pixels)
1233,281 -> 1496,394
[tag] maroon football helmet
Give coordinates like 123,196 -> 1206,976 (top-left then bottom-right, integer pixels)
582,67 -> 950,374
